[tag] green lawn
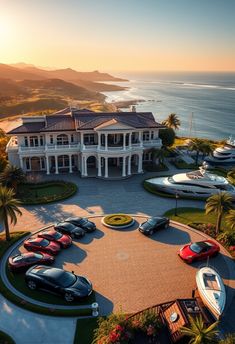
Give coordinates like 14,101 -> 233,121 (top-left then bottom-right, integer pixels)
163,207 -> 227,231
17,181 -> 77,204
74,318 -> 99,344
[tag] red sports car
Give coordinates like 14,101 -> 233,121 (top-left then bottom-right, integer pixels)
8,252 -> 55,271
38,229 -> 72,248
24,237 -> 60,255
178,240 -> 220,263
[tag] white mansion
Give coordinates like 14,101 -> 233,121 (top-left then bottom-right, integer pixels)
6,107 -> 165,179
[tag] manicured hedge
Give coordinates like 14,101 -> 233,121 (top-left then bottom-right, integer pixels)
103,214 -> 133,227
143,163 -> 169,172
17,181 -> 77,205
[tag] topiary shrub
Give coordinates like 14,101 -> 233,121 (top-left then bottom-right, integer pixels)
103,214 -> 134,227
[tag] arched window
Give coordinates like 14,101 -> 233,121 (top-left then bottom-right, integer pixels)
57,134 -> 69,146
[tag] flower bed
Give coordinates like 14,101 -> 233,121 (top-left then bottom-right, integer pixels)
92,309 -> 163,343
102,214 -> 134,229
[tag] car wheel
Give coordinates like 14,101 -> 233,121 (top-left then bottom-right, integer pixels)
64,292 -> 74,302
149,230 -> 153,236
27,280 -> 37,290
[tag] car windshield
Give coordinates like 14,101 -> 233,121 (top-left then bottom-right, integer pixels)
190,243 -> 204,253
80,218 -> 88,225
147,219 -> 157,225
56,271 -> 77,288
39,239 -> 50,247
53,232 -> 62,239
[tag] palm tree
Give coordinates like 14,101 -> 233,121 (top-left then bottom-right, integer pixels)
205,192 -> 233,237
181,316 -> 219,344
201,142 -> 215,159
226,209 -> 235,231
0,186 -> 22,241
188,139 -> 204,165
162,113 -> 181,130
219,334 -> 235,343
152,147 -> 167,166
0,164 -> 25,192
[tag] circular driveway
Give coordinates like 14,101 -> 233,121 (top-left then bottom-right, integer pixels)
15,216 -> 235,316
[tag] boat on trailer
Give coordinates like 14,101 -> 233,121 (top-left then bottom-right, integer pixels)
196,266 -> 226,319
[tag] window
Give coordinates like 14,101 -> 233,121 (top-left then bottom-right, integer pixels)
58,155 -> 69,167
24,137 -> 28,147
57,134 -> 69,146
25,158 -> 30,170
71,134 -> 74,143
29,136 -> 39,147
40,136 -> 44,146
84,134 -> 95,145
143,131 -> 150,141
151,131 -> 154,140
50,135 -> 53,144
41,157 -> 45,169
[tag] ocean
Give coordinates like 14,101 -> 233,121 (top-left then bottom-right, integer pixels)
102,72 -> 235,141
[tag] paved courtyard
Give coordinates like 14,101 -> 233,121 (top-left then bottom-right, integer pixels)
16,216 -> 235,319
1,172 -> 205,234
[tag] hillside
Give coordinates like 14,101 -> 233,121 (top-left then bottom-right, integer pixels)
0,63 -> 127,118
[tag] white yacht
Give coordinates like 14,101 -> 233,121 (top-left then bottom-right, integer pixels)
205,136 -> 235,166
146,166 -> 235,199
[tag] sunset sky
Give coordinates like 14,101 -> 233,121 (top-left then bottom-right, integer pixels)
0,0 -> 235,72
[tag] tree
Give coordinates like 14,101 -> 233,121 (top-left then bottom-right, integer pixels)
0,128 -> 9,160
152,147 -> 167,166
0,186 -> 22,241
219,334 -> 235,344
226,209 -> 235,231
188,139 -> 205,165
162,113 -> 181,130
181,316 -> 218,344
159,128 -> 175,147
205,192 -> 233,236
0,164 -> 25,192
200,142 -> 215,158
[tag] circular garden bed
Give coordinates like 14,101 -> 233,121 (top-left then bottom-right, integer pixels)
17,181 -> 77,205
102,214 -> 134,229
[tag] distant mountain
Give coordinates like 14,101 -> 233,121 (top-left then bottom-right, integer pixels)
0,78 -> 29,97
0,64 -> 46,80
19,78 -> 104,101
15,65 -> 127,82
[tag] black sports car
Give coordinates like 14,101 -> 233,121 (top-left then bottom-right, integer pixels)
54,222 -> 85,238
65,217 -> 96,232
25,265 -> 93,302
138,217 -> 170,235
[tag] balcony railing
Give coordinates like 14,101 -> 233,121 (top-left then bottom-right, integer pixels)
45,143 -> 80,151
143,139 -> 162,147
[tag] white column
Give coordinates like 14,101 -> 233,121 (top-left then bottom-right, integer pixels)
19,156 -> 24,170
128,155 -> 131,175
81,156 -> 84,175
139,132 -> 143,147
105,134 -> 108,151
98,156 -> 102,177
84,156 -> 88,176
69,155 -> 73,173
55,156 -> 59,174
138,154 -> 143,173
123,133 -> 126,150
105,157 -> 108,178
122,156 -> 126,177
46,156 -> 50,175
81,132 -> 84,149
98,133 -> 101,150
129,133 -> 132,149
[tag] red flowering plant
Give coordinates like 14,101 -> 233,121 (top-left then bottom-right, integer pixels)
138,309 -> 163,340
92,311 -> 133,344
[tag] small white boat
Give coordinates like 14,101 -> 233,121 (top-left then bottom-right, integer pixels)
196,266 -> 226,319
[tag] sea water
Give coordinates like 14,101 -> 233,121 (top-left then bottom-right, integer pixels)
102,72 -> 235,141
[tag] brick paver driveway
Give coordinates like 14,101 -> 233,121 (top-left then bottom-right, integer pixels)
18,215 -> 233,319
